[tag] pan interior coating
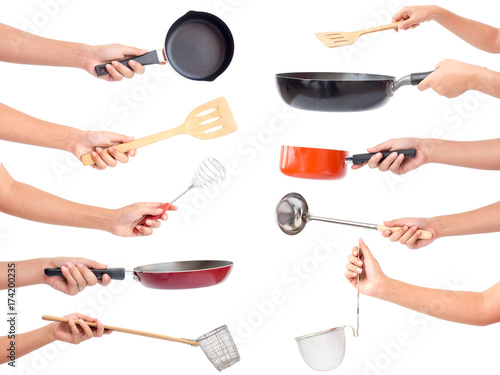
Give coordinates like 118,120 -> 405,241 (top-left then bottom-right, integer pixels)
166,20 -> 227,80
134,260 -> 232,273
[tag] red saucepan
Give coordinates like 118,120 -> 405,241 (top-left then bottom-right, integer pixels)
44,260 -> 233,290
280,145 -> 416,180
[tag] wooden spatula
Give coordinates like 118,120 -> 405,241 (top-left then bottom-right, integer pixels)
81,97 -> 238,166
316,21 -> 401,48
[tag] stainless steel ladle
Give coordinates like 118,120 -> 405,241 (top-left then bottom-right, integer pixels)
275,192 -> 432,239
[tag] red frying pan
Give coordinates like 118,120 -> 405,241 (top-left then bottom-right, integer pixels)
280,145 -> 416,180
44,260 -> 233,290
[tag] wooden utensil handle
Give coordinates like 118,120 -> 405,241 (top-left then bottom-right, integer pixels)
41,315 -> 199,346
81,126 -> 184,166
377,225 -> 433,240
362,21 -> 401,35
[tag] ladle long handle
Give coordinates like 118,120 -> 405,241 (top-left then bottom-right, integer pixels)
42,315 -> 199,346
307,215 -> 432,239
81,126 -> 184,166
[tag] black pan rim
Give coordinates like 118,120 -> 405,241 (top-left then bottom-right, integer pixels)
276,72 -> 395,82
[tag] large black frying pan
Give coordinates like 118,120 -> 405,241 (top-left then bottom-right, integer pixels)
96,11 -> 234,81
275,71 -> 433,112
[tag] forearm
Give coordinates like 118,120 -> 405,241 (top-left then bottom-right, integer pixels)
425,138 -> 500,170
376,277 -> 489,325
432,7 -> 500,53
0,24 -> 90,68
0,166 -> 112,232
0,259 -> 49,290
432,201 -> 500,238
0,103 -> 82,152
0,325 -> 56,364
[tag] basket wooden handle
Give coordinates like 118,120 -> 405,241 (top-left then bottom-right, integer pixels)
42,315 -> 199,346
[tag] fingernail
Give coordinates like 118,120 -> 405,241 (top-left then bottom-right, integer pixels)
146,220 -> 153,226
403,226 -> 408,231
352,272 -> 357,277
92,151 -> 97,157
108,147 -> 114,153
112,61 -> 119,67
416,231 -> 422,236
77,263 -> 83,269
391,152 -> 397,158
412,226 -> 418,231
357,261 -> 362,266
156,208 -> 163,213
61,266 -> 67,272
66,263 -> 73,269
96,147 -> 102,153
357,268 -> 362,273
129,60 -> 136,66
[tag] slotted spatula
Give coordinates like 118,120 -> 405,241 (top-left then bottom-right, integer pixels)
316,21 -> 401,48
81,97 -> 238,166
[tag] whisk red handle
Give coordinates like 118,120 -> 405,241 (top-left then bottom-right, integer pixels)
133,203 -> 171,234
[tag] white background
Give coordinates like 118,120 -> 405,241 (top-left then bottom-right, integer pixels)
1,0 -> 500,374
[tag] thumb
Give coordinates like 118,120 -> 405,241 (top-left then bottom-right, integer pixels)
108,133 -> 135,144
120,46 -> 148,57
138,205 -> 165,217
398,20 -> 413,30
78,258 -> 107,270
358,238 -> 374,260
367,139 -> 395,153
383,218 -> 409,227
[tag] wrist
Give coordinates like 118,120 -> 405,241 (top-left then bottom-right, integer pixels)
42,323 -> 58,344
430,6 -> 446,22
468,65 -> 489,92
421,138 -> 439,164
372,276 -> 392,299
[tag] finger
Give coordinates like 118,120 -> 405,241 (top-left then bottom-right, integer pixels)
351,246 -> 359,257
119,46 -> 148,57
388,226 -> 409,242
367,139 -> 395,154
99,274 -> 112,286
77,264 -> 98,287
75,314 -> 98,323
160,213 -> 168,221
351,163 -> 366,170
345,270 -> 358,279
377,152 -> 398,171
168,205 -> 178,211
108,147 -> 130,164
96,148 -> 118,168
127,149 -> 137,157
111,60 -> 134,79
398,225 -> 417,244
346,262 -> 362,274
145,219 -> 161,229
95,320 -> 105,337
367,153 -> 384,169
78,259 -> 107,269
405,228 -> 422,249
383,219 -> 407,227
388,153 -> 405,173
349,254 -> 363,267
67,263 -> 87,292
78,319 -> 94,338
105,63 -> 123,81
140,206 -> 166,217
128,60 -> 145,74
108,133 -> 135,144
418,75 -> 432,91
68,318 -> 80,336
92,150 -> 108,170
61,265 -> 78,295
135,225 -> 153,236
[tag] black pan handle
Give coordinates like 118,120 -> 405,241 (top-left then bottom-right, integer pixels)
392,71 -> 433,91
410,71 -> 433,85
44,268 -> 126,280
95,50 -> 160,76
351,149 -> 416,165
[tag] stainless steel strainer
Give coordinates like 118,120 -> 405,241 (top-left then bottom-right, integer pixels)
295,274 -> 360,371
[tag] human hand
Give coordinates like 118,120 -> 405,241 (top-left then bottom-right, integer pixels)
418,59 -> 483,98
51,313 -> 112,344
392,6 -> 439,31
71,131 -> 137,170
83,44 -> 147,82
351,138 -> 428,175
345,238 -> 386,297
109,203 -> 178,237
43,257 -> 111,296
381,217 -> 438,249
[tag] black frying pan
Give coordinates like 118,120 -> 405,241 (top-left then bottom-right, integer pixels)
95,11 -> 234,81
275,71 -> 432,112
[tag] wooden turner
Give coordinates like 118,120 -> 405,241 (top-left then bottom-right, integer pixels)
42,315 -> 199,346
316,21 -> 401,48
81,97 -> 238,166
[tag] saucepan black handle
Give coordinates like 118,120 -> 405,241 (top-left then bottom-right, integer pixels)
95,50 -> 161,76
44,268 -> 126,280
351,149 -> 416,165
410,71 -> 433,85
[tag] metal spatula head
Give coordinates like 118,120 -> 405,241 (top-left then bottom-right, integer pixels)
183,97 -> 238,140
196,325 -> 240,371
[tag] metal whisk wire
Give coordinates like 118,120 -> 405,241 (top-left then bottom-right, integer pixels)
170,157 -> 226,204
